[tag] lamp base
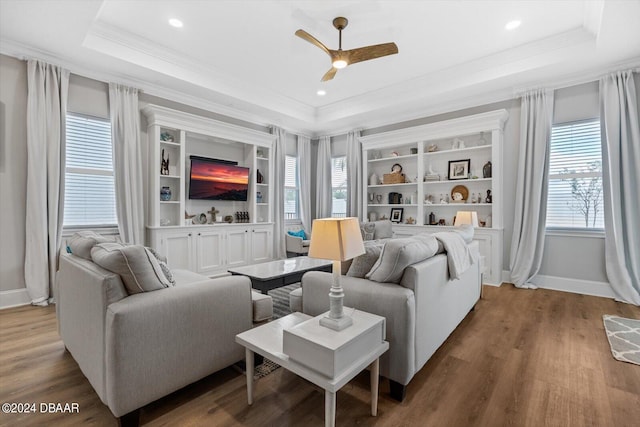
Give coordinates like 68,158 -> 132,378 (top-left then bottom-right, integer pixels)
319,314 -> 353,331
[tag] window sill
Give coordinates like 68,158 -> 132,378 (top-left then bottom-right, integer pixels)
545,228 -> 605,239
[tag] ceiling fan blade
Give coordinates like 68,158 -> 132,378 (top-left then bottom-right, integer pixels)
295,29 -> 331,56
345,42 -> 398,65
321,67 -> 338,82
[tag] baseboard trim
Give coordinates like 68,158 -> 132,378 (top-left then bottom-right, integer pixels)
0,288 -> 31,310
530,275 -> 615,299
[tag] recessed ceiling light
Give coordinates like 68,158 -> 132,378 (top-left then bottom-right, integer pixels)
505,20 -> 521,30
169,18 -> 183,28
317,90 -> 326,96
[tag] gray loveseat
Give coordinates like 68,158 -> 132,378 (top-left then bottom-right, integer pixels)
294,231 -> 481,401
55,234 -> 272,425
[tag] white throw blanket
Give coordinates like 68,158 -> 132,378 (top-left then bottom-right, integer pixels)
433,231 -> 477,279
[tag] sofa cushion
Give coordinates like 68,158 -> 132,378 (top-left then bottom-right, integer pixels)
347,243 -> 384,278
68,231 -> 116,260
366,233 -> 439,283
372,220 -> 393,240
91,243 -> 172,295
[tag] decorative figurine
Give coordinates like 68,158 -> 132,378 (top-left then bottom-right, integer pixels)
256,169 -> 264,184
161,149 -> 170,175
486,189 -> 492,204
208,206 -> 220,223
405,217 -> 416,224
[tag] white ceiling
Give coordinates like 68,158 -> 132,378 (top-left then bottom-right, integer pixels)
1,0 -> 639,135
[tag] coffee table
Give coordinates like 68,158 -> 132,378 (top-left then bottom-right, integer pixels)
236,311 -> 389,427
228,256 -> 332,294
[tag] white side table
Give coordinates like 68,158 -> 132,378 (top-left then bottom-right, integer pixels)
236,311 -> 389,427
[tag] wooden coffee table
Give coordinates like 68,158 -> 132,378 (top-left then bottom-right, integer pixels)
228,256 -> 332,294
236,311 -> 389,427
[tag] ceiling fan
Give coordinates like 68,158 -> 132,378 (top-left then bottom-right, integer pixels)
295,17 -> 398,82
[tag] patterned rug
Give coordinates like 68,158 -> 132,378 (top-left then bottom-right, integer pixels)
603,315 -> 640,366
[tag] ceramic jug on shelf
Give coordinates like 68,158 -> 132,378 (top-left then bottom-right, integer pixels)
369,173 -> 379,186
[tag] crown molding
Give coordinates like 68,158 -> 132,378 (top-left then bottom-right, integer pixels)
83,21 -> 316,124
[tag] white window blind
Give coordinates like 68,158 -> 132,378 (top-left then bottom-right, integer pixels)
64,113 -> 117,228
546,119 -> 604,230
331,156 -> 347,218
285,155 -> 299,220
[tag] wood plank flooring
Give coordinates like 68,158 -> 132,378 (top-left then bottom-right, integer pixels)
1,284 -> 639,426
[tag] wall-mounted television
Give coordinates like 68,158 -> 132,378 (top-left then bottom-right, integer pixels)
188,157 -> 249,201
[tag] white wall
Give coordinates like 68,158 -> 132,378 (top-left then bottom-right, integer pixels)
0,55 -> 27,292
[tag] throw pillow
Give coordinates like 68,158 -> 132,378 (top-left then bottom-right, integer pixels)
67,231 -> 115,260
91,243 -> 171,295
347,243 -> 383,278
372,220 -> 393,240
453,224 -> 474,243
366,233 -> 439,283
360,222 -> 376,241
145,247 -> 175,286
287,229 -> 307,240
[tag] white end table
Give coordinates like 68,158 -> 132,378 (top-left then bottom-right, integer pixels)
236,311 -> 389,427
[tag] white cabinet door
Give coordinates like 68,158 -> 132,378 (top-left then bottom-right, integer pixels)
195,230 -> 225,273
250,226 -> 272,263
160,230 -> 194,270
226,229 -> 249,267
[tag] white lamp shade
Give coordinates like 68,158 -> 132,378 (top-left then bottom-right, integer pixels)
308,217 -> 365,261
454,211 -> 479,227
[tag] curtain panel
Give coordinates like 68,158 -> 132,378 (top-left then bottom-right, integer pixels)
316,136 -> 332,219
272,126 -> 287,259
297,134 -> 312,234
24,60 -> 69,305
346,129 -> 362,219
509,89 -> 554,288
600,70 -> 640,305
109,84 -> 144,245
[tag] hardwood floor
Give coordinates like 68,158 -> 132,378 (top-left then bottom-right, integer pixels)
1,284 -> 639,427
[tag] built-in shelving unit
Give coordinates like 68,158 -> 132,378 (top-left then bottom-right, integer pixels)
143,104 -> 276,275
360,109 -> 509,284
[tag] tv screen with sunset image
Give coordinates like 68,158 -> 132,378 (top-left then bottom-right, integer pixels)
188,158 -> 249,201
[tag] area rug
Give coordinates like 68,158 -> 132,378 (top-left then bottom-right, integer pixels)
603,315 -> 640,366
268,283 -> 300,319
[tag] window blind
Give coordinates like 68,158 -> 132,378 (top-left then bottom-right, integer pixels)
331,156 -> 347,217
546,119 -> 604,229
285,155 -> 299,219
64,113 -> 117,227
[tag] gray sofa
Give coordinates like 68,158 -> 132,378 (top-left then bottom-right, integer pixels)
56,248 -> 272,424
294,238 -> 481,401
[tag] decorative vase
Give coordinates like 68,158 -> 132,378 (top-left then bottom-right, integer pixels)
369,173 -> 379,186
483,161 -> 492,178
160,186 -> 171,201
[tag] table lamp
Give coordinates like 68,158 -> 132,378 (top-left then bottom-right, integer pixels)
308,217 -> 365,331
454,211 -> 479,227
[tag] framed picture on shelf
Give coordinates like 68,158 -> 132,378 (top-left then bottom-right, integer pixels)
390,207 -> 404,223
448,159 -> 470,180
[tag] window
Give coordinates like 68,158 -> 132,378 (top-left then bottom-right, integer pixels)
284,155 -> 299,220
331,156 -> 347,218
64,113 -> 117,228
546,119 -> 604,230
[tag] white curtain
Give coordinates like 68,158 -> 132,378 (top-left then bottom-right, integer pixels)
297,134 -> 312,234
599,70 -> 640,305
316,136 -> 332,218
346,129 -> 362,219
272,126 -> 287,258
509,90 -> 554,288
24,60 -> 69,305
109,84 -> 144,245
